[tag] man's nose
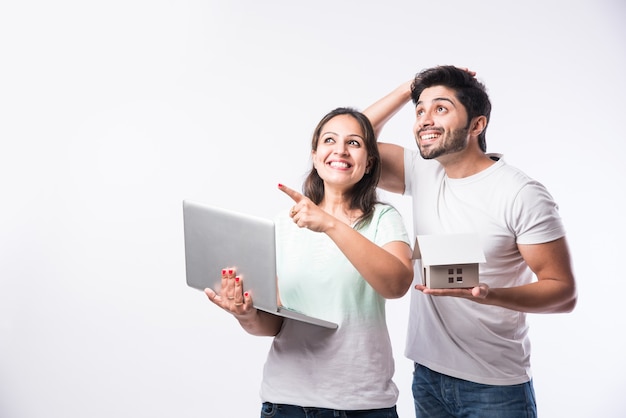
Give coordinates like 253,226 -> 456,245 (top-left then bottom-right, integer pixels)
418,111 -> 434,129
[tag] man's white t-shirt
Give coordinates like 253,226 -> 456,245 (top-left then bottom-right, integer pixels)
404,151 -> 566,385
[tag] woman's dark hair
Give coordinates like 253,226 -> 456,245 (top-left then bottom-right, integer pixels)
411,65 -> 491,152
302,107 -> 381,229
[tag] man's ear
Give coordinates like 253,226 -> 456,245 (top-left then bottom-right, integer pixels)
470,115 -> 487,137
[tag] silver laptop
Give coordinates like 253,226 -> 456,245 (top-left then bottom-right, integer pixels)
183,200 -> 338,329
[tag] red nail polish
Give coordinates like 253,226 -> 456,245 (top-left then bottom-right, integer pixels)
221,269 -> 227,275
244,292 -> 249,297
235,276 -> 240,282
228,269 -> 233,275
278,183 -> 283,188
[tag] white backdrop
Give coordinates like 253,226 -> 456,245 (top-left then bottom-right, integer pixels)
1,1 -> 624,417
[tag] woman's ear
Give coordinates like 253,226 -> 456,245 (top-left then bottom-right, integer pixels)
311,150 -> 319,170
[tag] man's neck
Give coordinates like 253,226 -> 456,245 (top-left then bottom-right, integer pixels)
437,150 -> 496,179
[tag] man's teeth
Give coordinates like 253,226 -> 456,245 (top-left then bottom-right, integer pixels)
421,134 -> 440,140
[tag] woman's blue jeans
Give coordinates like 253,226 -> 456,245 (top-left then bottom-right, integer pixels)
412,363 -> 537,418
261,402 -> 398,418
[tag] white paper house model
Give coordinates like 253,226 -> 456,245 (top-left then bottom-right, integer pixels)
412,233 -> 486,289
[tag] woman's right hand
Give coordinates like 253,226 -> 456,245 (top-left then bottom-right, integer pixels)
204,267 -> 283,336
204,267 -> 255,318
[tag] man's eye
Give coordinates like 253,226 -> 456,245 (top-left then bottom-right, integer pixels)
437,106 -> 446,113
416,109 -> 425,116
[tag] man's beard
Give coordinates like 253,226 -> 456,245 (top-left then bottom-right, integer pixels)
418,126 -> 470,160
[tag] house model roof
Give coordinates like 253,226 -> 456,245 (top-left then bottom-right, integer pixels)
412,233 -> 486,265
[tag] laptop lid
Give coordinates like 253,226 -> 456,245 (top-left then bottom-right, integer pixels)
182,200 -> 337,329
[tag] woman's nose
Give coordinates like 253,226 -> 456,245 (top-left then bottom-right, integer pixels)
332,142 -> 348,154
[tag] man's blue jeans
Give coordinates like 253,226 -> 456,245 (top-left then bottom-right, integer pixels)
260,402 -> 398,418
412,363 -> 537,417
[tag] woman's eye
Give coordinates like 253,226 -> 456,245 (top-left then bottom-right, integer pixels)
348,139 -> 361,147
323,137 -> 335,144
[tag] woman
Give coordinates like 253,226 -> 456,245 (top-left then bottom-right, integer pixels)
206,107 -> 414,418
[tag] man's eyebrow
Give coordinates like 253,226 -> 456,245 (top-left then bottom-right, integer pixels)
416,97 -> 456,107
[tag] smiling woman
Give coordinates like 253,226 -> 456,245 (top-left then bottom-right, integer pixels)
204,107 -> 414,417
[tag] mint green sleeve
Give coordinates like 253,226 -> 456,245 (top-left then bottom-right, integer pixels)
368,204 -> 411,247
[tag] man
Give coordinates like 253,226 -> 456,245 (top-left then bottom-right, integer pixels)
363,66 -> 577,418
